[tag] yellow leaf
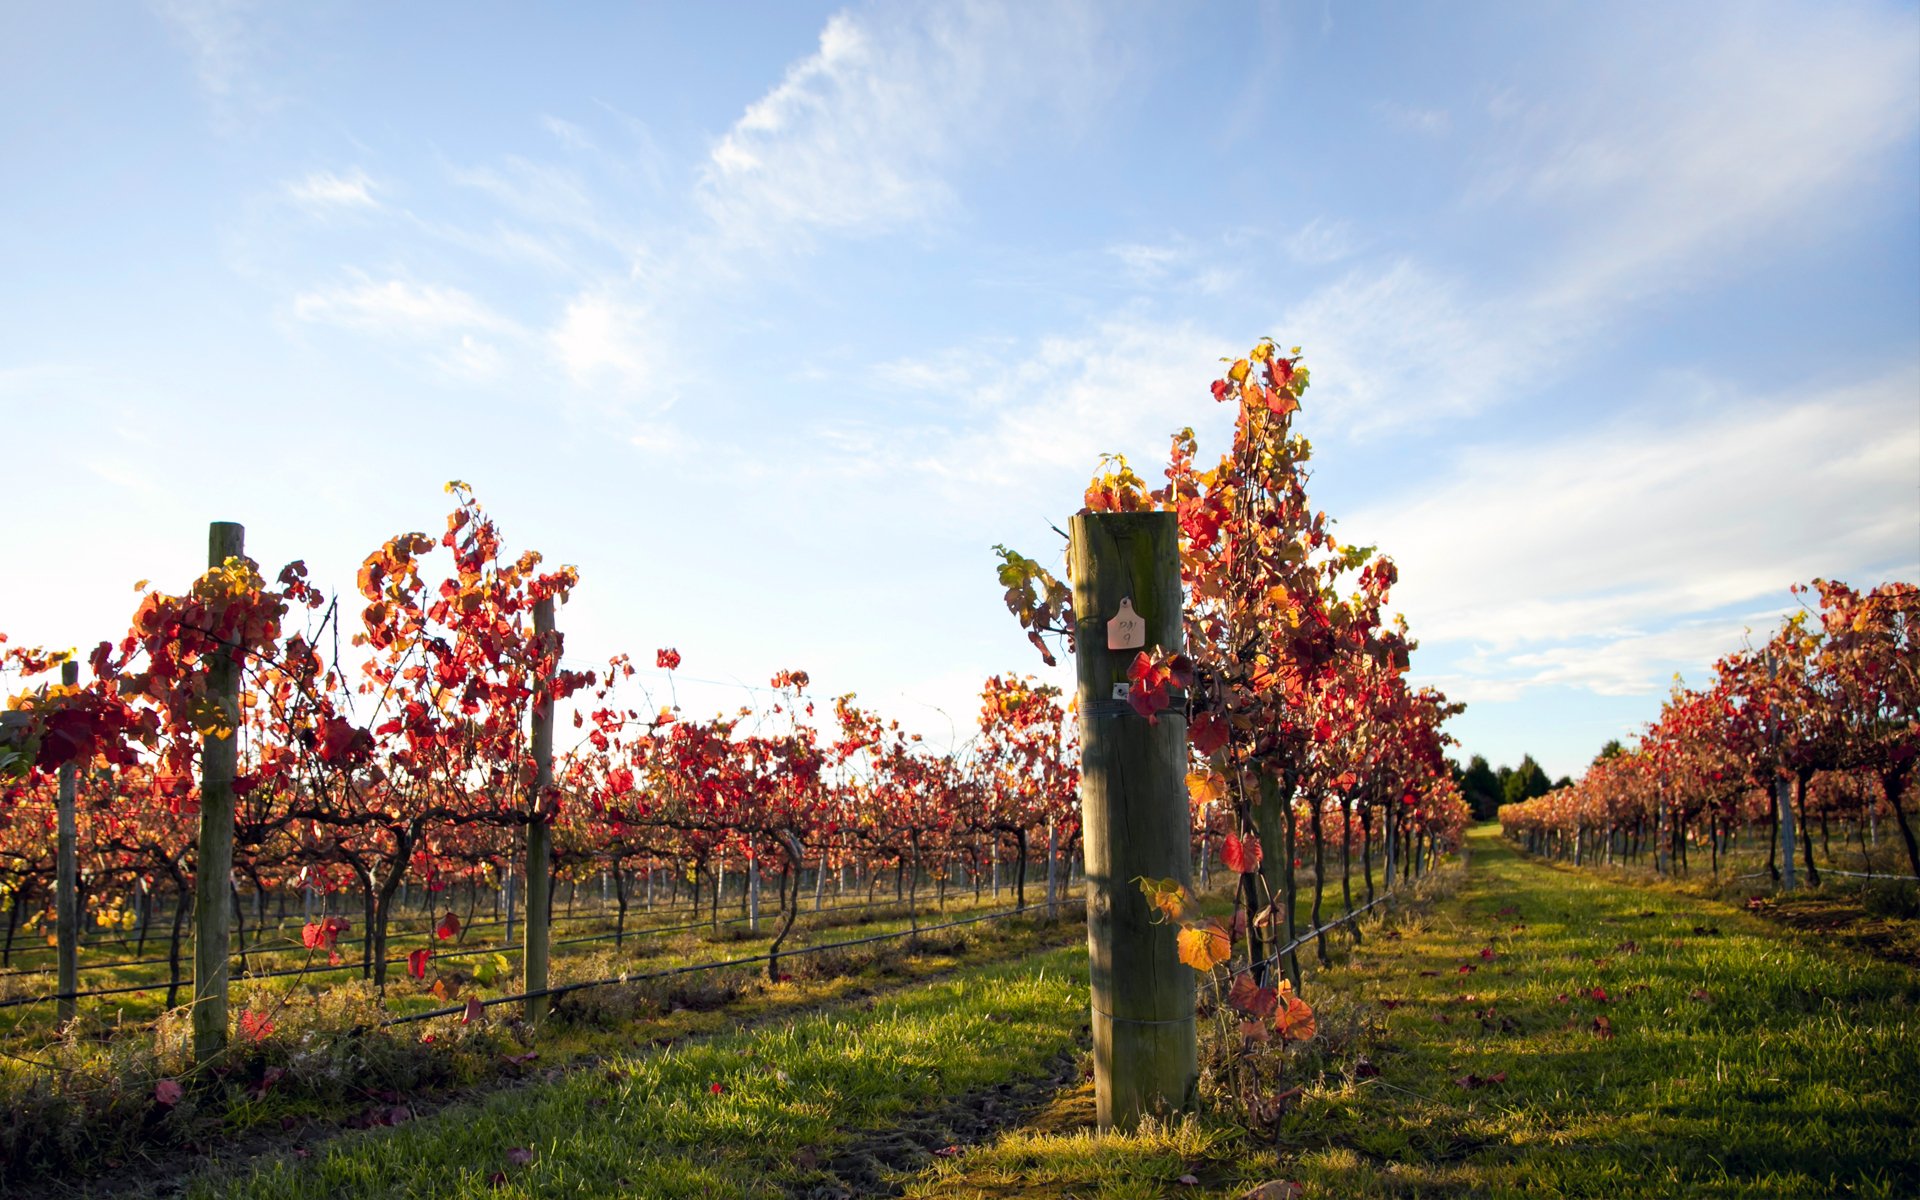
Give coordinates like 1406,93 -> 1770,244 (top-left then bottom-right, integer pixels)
133,579 -> 149,591
1186,770 -> 1226,805
1136,876 -> 1188,923
1228,359 -> 1250,384
1176,920 -> 1232,971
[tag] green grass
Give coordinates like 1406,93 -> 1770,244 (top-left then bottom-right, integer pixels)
167,943 -> 1093,1200
12,903 -> 1081,1191
45,832 -> 1920,1198
908,827 -> 1920,1199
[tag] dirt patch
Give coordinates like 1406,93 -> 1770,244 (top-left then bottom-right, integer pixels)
792,1047 -> 1086,1200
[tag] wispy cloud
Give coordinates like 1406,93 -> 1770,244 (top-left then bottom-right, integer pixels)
1377,102 -> 1450,136
284,168 -> 378,210
1281,2 -> 1920,436
697,3 -> 1112,248
1282,218 -> 1357,266
548,292 -> 654,391
1355,366 -> 1920,697
150,0 -> 282,129
292,275 -> 516,336
291,275 -> 520,381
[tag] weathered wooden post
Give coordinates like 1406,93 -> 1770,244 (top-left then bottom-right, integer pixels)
56,660 -> 79,1025
193,520 -> 244,1063
524,596 -> 556,1025
1069,510 -> 1196,1132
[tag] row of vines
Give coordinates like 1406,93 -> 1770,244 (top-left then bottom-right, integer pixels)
1498,579 -> 1918,883
0,484 -> 1085,1044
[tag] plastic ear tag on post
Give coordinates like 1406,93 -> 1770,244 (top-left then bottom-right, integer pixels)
1106,597 -> 1146,651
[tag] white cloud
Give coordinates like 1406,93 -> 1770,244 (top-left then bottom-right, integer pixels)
1278,2 -> 1920,437
151,0 -> 254,98
429,334 -> 506,383
1502,5 -> 1920,315
1282,218 -> 1356,266
292,276 -> 516,338
549,292 -> 653,389
542,115 -> 596,152
901,319 -> 1234,503
285,168 -> 377,210
1377,102 -> 1450,136
1353,366 -> 1920,697
697,3 -> 1111,247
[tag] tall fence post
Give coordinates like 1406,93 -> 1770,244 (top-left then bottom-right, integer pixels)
1765,654 -> 1796,892
56,660 -> 79,1025
193,520 -> 244,1063
524,596 -> 556,1025
1069,510 -> 1196,1132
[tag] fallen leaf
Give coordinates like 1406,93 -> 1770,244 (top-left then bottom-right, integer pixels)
154,1078 -> 184,1107
505,1147 -> 534,1166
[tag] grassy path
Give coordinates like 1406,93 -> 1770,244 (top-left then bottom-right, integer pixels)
1273,826 -> 1920,1198
162,943 -> 1092,1199
910,826 -> 1920,1199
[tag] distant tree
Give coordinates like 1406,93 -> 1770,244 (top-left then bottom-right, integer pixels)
1595,739 -> 1626,764
1553,775 -> 1573,790
1459,754 -> 1503,821
1502,755 -> 1552,806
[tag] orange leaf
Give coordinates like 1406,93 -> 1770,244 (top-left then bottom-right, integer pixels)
1176,920 -> 1232,971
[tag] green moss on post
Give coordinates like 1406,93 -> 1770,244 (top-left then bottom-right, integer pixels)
1069,511 -> 1196,1131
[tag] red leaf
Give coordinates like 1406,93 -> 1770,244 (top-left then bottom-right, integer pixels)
1189,710 -> 1229,755
407,948 -> 431,980
154,1078 -> 184,1106
435,911 -> 462,941
1222,832 -> 1262,875
1227,974 -> 1279,1019
505,1147 -> 535,1166
462,994 -> 485,1025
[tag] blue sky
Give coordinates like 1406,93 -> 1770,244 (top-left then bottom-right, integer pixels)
3,1 -> 1917,781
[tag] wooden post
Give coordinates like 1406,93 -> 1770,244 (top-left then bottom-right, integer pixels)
1766,654 -> 1796,892
524,596 -> 555,1024
193,520 -> 244,1063
56,660 -> 79,1025
1069,511 -> 1196,1132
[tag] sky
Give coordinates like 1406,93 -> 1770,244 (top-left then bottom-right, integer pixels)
2,0 -> 1916,782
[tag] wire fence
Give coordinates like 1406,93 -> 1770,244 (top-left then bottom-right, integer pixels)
383,893 -> 1080,1027
0,887 -> 1074,1013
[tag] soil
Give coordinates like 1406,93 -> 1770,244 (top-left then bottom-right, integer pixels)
791,1044 -> 1088,1200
